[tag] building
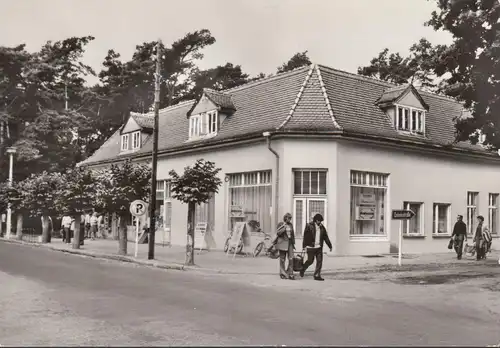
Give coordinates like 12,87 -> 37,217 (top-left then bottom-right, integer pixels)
79,64 -> 500,255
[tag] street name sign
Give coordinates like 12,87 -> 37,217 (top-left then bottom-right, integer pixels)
130,200 -> 148,217
392,209 -> 415,220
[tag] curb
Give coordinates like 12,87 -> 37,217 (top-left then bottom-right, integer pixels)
0,238 -> 186,271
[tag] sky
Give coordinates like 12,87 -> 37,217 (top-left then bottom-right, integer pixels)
0,0 -> 452,85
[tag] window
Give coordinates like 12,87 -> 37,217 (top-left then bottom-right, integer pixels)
228,170 -> 272,235
293,169 -> 328,238
467,191 -> 478,235
396,106 -> 425,133
433,203 -> 451,235
294,170 -> 327,195
154,180 -> 172,244
189,116 -> 201,138
350,170 -> 388,236
207,110 -> 218,134
402,202 -> 423,236
190,111 -> 218,139
132,131 -> 141,149
121,134 -> 129,151
489,193 -> 498,235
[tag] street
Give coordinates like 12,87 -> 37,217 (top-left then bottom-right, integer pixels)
1,242 -> 500,346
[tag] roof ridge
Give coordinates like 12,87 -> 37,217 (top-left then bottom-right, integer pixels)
130,99 -> 196,117
317,64 -> 397,88
315,64 -> 342,129
223,64 -> 312,93
276,65 -> 315,130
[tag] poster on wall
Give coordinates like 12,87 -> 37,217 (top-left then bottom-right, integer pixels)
359,192 -> 376,205
356,206 -> 376,220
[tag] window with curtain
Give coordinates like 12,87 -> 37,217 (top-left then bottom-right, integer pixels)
228,170 -> 272,234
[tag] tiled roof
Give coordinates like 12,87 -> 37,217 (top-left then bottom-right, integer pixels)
203,88 -> 236,112
79,64 -> 494,167
130,114 -> 154,129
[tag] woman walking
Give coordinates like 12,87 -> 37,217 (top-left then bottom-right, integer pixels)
275,213 -> 295,280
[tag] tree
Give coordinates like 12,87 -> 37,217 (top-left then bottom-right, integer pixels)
94,160 -> 151,255
184,63 -> 250,100
357,39 -> 447,89
425,0 -> 500,149
55,167 -> 97,249
277,51 -> 312,74
19,172 -> 64,243
96,29 -> 216,144
168,159 -> 222,265
0,182 -> 23,239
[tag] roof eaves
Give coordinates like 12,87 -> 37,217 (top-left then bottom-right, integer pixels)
315,64 -> 342,130
394,84 -> 430,111
276,64 -> 315,130
76,128 -> 122,167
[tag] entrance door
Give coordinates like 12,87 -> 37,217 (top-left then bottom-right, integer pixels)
293,198 -> 327,239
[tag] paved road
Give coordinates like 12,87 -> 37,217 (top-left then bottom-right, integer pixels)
1,242 -> 499,346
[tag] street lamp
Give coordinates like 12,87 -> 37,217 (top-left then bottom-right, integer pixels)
5,146 -> 16,239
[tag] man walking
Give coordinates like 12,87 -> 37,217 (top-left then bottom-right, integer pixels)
451,215 -> 467,259
300,213 -> 332,281
61,215 -> 72,244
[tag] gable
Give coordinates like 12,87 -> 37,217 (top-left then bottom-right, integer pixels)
122,117 -> 141,134
397,90 -> 426,110
190,95 -> 218,116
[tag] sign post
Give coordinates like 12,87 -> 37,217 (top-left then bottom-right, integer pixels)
391,209 -> 416,266
130,200 -> 148,258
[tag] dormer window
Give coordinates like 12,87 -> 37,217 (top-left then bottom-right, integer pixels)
396,106 -> 425,134
121,134 -> 129,151
132,131 -> 141,149
189,110 -> 218,139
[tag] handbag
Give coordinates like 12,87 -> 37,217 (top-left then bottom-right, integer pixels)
293,251 -> 305,272
447,238 -> 454,250
267,245 -> 280,259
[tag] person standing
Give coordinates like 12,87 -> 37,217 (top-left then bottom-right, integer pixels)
451,215 -> 467,260
84,213 -> 91,239
300,213 -> 332,281
474,215 -> 489,260
61,215 -> 72,244
275,213 -> 295,280
90,212 -> 99,240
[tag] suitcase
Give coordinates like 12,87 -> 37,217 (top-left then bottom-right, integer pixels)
293,251 -> 305,272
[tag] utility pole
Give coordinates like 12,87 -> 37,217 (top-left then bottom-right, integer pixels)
148,39 -> 162,260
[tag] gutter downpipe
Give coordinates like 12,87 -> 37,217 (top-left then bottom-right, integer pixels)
263,131 -> 279,233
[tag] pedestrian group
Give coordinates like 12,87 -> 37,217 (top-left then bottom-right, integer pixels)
451,214 -> 492,260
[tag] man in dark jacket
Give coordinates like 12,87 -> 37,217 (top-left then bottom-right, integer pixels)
300,213 -> 332,281
451,215 -> 467,260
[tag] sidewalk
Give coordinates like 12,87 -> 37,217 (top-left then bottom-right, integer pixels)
3,236 -> 496,275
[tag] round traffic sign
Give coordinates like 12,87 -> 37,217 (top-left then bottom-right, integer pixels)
130,200 -> 148,217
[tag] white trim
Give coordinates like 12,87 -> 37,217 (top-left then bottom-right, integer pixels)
488,193 -> 498,234
293,169 -> 328,195
402,201 -> 424,236
466,191 -> 479,235
132,131 -> 141,150
433,203 -> 452,236
293,197 -> 307,238
395,104 -> 426,134
121,134 -> 129,151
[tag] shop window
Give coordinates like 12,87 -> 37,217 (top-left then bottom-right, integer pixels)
402,202 -> 423,236
350,170 -> 388,237
228,170 -> 272,235
433,203 -> 451,235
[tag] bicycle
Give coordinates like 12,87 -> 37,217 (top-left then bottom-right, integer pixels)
253,231 -> 274,257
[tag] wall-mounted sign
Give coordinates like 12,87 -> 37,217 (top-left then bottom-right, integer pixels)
359,192 -> 376,205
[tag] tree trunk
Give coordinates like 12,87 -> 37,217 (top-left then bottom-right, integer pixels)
112,213 -> 119,240
16,213 -> 23,241
72,215 -> 82,249
118,215 -> 127,255
41,215 -> 50,243
185,202 -> 195,266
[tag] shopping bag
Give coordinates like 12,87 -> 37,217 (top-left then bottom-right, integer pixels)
267,245 -> 280,259
447,239 -> 454,250
293,251 -> 305,272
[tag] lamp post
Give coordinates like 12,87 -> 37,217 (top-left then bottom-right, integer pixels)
5,146 -> 16,239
